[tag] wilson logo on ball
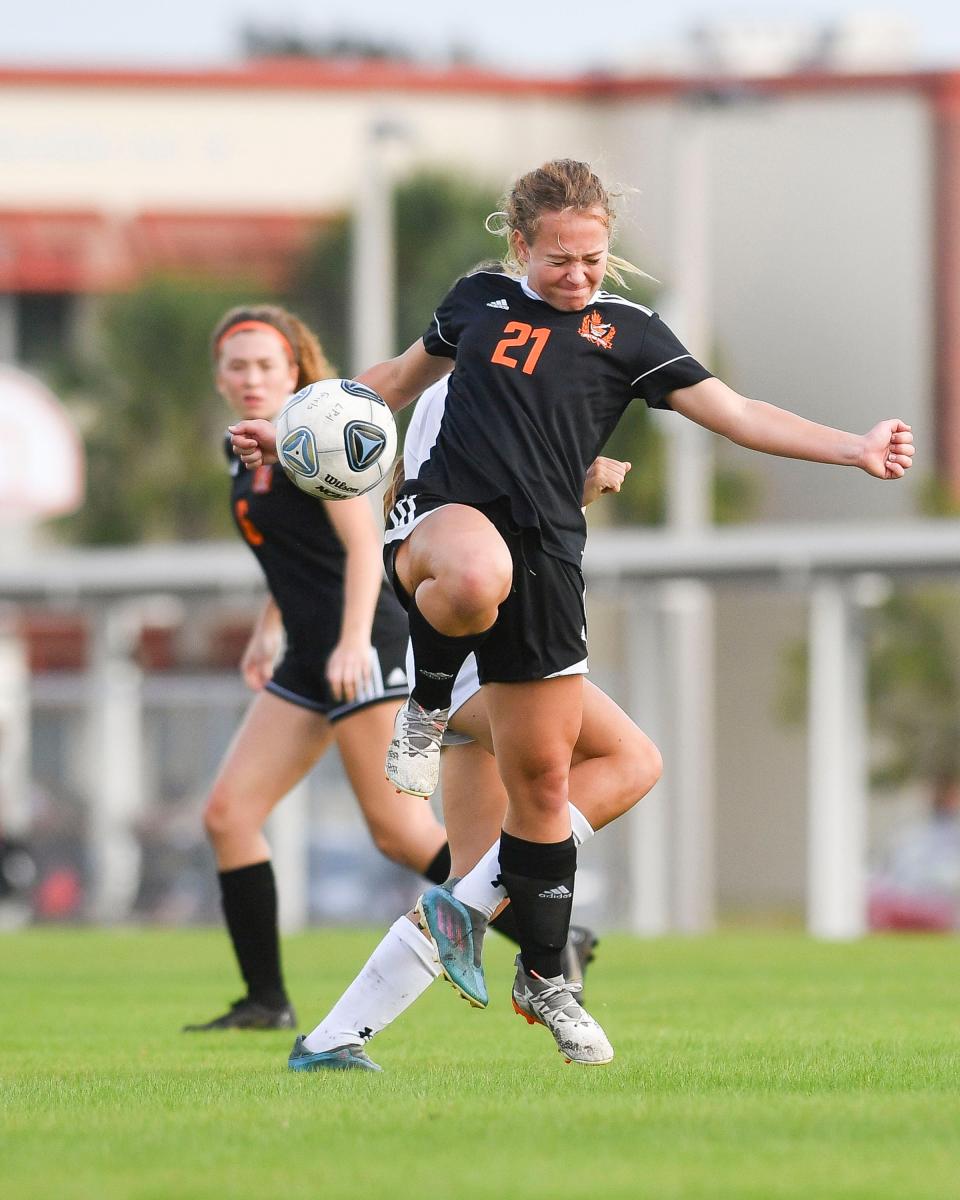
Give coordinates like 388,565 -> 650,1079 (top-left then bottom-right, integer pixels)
279,427 -> 320,477
344,421 -> 388,471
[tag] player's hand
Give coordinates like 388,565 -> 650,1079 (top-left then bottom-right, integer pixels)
858,420 -> 915,480
229,419 -> 279,469
240,628 -> 282,691
326,637 -> 373,704
582,456 -> 631,506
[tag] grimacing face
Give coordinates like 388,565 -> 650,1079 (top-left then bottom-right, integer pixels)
512,206 -> 610,312
215,327 -> 299,422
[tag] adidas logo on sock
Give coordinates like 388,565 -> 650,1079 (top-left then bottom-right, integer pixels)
538,884 -> 572,900
486,298 -> 509,309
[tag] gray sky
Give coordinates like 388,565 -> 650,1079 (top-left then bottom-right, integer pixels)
2,1 -> 960,72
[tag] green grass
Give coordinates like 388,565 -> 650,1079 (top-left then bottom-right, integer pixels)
1,929 -> 958,1199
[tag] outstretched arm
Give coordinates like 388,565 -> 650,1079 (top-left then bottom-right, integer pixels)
669,377 -> 915,479
356,340 -> 451,414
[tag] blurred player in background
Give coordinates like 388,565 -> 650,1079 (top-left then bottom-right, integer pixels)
232,158 -> 914,1065
184,305 -> 450,1031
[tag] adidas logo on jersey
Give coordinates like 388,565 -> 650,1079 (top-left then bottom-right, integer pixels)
538,884 -> 572,901
486,298 -> 509,309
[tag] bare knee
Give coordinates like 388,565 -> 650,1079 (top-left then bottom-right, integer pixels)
202,781 -> 256,847
367,821 -> 412,868
504,758 -> 572,823
628,732 -> 663,801
438,559 -> 511,625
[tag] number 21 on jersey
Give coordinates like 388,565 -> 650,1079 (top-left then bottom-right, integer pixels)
491,322 -> 551,375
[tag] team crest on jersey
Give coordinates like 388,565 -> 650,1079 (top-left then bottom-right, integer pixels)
578,310 -> 616,350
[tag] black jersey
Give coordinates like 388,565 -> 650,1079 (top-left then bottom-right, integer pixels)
417,271 -> 712,564
225,436 -> 400,654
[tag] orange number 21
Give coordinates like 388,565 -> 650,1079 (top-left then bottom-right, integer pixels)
491,322 -> 551,375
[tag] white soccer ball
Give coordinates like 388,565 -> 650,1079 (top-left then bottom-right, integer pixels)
274,378 -> 397,501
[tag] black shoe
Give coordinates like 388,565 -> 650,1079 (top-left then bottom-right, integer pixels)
182,997 -> 297,1032
560,926 -> 599,1000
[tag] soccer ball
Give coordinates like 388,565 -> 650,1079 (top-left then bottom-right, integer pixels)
274,378 -> 397,501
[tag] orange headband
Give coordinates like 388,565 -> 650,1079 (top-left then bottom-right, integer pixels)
216,319 -> 296,363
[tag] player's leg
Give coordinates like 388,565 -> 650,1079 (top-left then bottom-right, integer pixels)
291,913 -> 440,1072
483,676 -> 582,963
470,677 -> 612,1064
420,715 -> 600,1002
184,691 -> 334,1031
385,503 -> 512,796
334,700 -> 449,881
293,741 -> 508,1067
289,687 -> 655,1070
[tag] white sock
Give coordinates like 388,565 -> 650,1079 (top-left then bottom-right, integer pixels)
451,802 -> 594,916
302,917 -> 441,1053
569,802 -> 594,847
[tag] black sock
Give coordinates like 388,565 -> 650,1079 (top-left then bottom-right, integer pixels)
497,830 -> 577,979
488,903 -> 521,944
408,597 -> 489,712
218,861 -> 289,1009
423,842 -> 452,884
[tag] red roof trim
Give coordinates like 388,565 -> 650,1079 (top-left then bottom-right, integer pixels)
0,208 -> 330,292
0,60 -> 957,99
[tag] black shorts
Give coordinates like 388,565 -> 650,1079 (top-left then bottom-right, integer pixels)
383,490 -> 588,685
266,605 -> 409,722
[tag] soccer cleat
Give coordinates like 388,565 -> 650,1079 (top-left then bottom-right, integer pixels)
560,925 -> 599,999
415,886 -> 489,1008
182,997 -> 297,1032
511,955 -> 614,1066
287,1034 -> 381,1072
385,698 -> 449,797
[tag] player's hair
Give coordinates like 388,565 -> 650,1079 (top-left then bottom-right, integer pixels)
211,304 -> 334,389
486,158 -> 648,289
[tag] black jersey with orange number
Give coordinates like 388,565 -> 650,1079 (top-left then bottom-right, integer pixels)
225,436 -> 399,653
417,271 -> 712,565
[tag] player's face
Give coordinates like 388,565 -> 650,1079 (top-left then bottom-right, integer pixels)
514,207 -> 609,311
215,329 -> 299,421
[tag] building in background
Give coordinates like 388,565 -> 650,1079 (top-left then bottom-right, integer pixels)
2,53 -> 959,925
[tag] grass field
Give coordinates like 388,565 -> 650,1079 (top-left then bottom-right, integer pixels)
1,927 -> 958,1199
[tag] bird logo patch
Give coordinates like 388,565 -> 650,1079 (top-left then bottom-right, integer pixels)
578,310 -> 616,350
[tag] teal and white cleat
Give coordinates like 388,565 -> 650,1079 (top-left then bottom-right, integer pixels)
415,886 -> 489,1008
287,1034 -> 381,1072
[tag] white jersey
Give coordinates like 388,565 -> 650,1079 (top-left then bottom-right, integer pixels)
403,375 -> 450,480
402,374 -> 480,730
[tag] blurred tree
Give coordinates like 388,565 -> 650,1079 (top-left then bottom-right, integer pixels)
55,276 -> 256,544
291,170 -> 501,372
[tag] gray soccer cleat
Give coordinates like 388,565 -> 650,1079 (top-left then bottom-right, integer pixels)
287,1034 -> 381,1072
511,955 -> 614,1065
560,925 -> 599,999
415,886 -> 489,1007
385,698 -> 449,797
